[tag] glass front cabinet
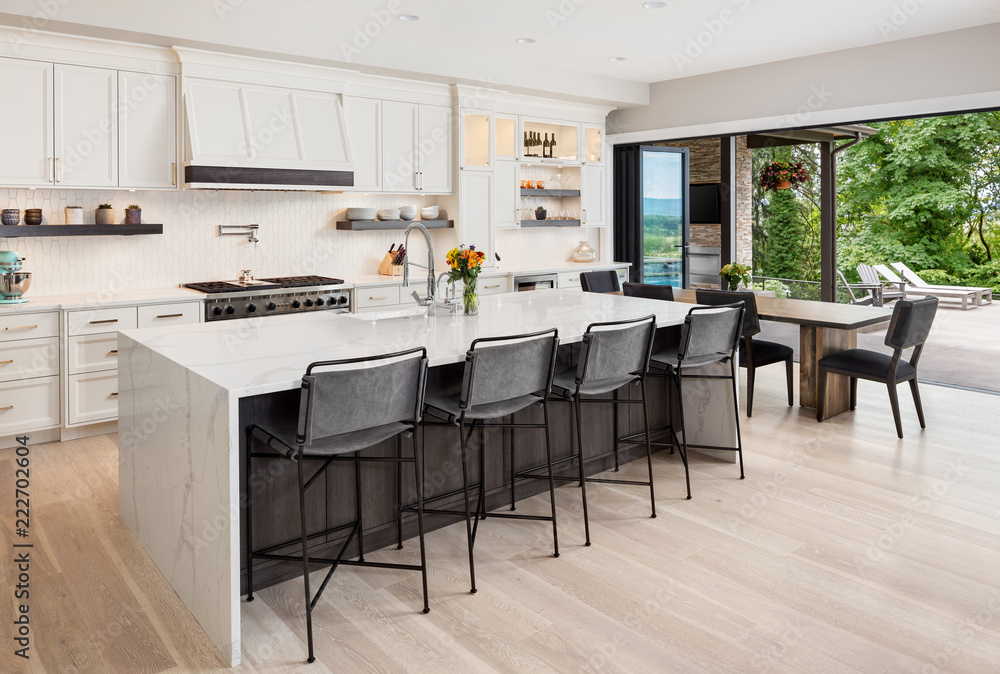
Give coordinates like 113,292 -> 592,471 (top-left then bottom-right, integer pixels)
582,125 -> 602,164
520,118 -> 579,164
461,109 -> 492,169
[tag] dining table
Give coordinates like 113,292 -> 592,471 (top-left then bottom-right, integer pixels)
653,288 -> 894,420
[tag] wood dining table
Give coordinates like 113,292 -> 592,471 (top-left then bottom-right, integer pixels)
623,288 -> 895,420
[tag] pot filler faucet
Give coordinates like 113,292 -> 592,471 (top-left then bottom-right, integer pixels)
403,222 -> 435,315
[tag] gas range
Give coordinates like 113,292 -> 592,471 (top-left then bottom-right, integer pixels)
183,275 -> 351,321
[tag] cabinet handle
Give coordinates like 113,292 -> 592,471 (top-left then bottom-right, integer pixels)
89,319 -> 119,325
570,277 -> 579,282
109,350 -> 118,355
171,162 -> 177,186
369,296 -> 387,301
4,325 -> 37,331
80,374 -> 116,383
56,157 -> 61,183
156,313 -> 184,319
0,360 -> 12,365
0,405 -> 12,412
582,209 -> 587,225
484,284 -> 500,289
110,392 -> 119,398
48,157 -> 54,183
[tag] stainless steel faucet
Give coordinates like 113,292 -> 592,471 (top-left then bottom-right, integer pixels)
403,223 -> 436,315
436,271 -> 461,313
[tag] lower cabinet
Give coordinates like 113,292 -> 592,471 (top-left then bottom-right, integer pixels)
0,376 -> 59,435
67,372 -> 118,426
0,311 -> 61,434
353,285 -> 402,312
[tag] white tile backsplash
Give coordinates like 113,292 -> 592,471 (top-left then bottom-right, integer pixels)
2,188 -> 601,295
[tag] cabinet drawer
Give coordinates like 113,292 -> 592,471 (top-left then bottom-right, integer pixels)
0,312 -> 59,342
479,278 -> 509,295
557,272 -> 583,290
68,335 -> 119,375
137,302 -> 202,329
67,307 -> 137,336
0,375 -> 59,435
355,286 -> 401,309
0,337 -> 59,382
67,372 -> 118,426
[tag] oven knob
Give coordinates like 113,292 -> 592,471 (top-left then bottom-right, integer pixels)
315,298 -> 325,306
246,303 -> 257,313
266,301 -> 277,311
212,306 -> 223,316
291,300 -> 301,308
304,298 -> 314,307
224,305 -> 235,315
338,295 -> 348,305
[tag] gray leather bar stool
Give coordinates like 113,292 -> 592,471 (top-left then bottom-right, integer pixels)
520,315 -> 657,546
418,329 -> 560,595
623,282 -> 674,301
244,347 -> 429,664
635,303 -> 746,499
818,296 -> 938,438
580,270 -> 621,293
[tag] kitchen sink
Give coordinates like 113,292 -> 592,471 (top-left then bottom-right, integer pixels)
346,307 -> 430,321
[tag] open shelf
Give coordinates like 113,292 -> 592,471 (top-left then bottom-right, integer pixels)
520,219 -> 581,228
0,224 -> 163,237
336,220 -> 453,231
520,189 -> 580,197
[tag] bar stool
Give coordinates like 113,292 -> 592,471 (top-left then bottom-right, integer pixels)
519,315 -> 657,546
244,347 -> 429,664
418,329 -> 560,594
623,282 -> 674,301
580,270 -> 621,293
638,303 -> 746,499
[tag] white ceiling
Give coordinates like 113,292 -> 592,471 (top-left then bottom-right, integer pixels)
2,0 -> 999,105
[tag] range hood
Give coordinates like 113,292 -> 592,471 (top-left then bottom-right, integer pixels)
176,48 -> 355,190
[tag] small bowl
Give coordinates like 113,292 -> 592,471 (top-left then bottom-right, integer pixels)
1,209 -> 19,226
1,272 -> 31,298
420,206 -> 440,220
23,209 -> 42,226
377,209 -> 401,221
399,206 -> 417,221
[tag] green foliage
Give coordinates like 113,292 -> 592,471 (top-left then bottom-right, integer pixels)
914,269 -> 955,285
643,215 -> 682,257
763,188 -> 804,281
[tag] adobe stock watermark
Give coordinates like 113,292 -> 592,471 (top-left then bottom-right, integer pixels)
546,0 -> 588,30
774,85 -> 834,130
672,0 -> 752,73
920,587 -> 1000,673
877,0 -> 931,40
338,0 -> 405,62
4,0 -> 72,53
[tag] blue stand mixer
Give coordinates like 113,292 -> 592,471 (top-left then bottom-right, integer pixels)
0,251 -> 31,304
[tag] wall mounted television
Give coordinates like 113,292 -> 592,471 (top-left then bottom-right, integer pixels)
690,183 -> 721,224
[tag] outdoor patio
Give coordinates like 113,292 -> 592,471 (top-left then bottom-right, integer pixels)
758,299 -> 1000,393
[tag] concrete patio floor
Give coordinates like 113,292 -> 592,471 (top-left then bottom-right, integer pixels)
757,298 -> 1000,393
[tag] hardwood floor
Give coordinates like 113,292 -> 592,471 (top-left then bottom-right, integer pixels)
3,367 -> 1000,673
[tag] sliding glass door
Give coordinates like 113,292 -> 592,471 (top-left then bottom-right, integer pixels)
640,146 -> 688,287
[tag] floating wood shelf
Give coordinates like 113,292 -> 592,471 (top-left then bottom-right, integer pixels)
336,220 -> 453,231
0,224 -> 163,237
520,219 -> 581,228
520,189 -> 580,197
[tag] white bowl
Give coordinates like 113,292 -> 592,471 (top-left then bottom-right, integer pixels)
346,208 -> 377,221
420,206 -> 440,220
377,209 -> 401,221
399,206 -> 418,221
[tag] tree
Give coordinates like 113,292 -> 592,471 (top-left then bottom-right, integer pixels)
764,187 -> 806,281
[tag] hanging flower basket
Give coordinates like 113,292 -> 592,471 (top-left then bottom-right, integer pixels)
760,161 -> 810,192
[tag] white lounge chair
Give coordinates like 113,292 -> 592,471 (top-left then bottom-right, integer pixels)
857,264 -> 903,305
837,270 -> 881,306
876,263 -> 978,310
890,262 -> 992,309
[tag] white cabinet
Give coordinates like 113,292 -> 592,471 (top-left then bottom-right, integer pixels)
0,58 -> 53,186
54,64 -> 118,187
67,372 -> 119,426
184,79 -> 248,164
354,285 -> 402,311
382,101 -> 452,193
137,302 -> 202,328
582,125 -> 603,164
558,271 -> 583,290
580,164 -> 605,228
0,377 -> 59,436
494,160 -> 520,230
459,171 -> 494,267
478,276 -> 510,295
343,96 -> 382,192
0,311 -> 61,434
494,113 -> 519,161
460,109 -> 492,169
119,71 -> 177,188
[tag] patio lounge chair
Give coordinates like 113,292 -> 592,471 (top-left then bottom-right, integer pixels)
890,262 -> 989,310
837,270 -> 882,306
857,264 -> 903,305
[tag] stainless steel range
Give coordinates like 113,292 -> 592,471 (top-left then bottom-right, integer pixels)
183,273 -> 351,321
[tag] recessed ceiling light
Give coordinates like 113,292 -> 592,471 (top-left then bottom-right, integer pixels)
516,37 -> 537,44
609,56 -> 627,62
398,14 -> 420,21
643,1 -> 666,8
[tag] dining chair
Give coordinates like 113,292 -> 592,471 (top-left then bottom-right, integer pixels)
580,270 -> 621,293
623,282 -> 674,301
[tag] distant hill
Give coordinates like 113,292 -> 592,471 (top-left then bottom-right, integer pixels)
644,197 -> 682,217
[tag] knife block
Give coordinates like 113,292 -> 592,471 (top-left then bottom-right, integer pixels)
377,252 -> 403,276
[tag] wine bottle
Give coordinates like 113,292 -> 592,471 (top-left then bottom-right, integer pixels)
543,133 -> 550,158
549,134 -> 557,159
524,131 -> 529,157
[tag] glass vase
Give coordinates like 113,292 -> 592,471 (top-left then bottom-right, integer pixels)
571,240 -> 597,263
463,277 -> 479,316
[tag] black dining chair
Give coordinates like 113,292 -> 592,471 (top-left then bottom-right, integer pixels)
817,296 -> 938,438
623,282 -> 674,301
695,289 -> 793,417
580,270 -> 621,293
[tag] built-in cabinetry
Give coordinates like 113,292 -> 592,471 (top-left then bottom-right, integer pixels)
0,312 -> 60,435
0,56 -> 177,190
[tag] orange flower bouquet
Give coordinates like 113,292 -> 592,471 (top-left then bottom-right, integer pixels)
445,244 -> 486,315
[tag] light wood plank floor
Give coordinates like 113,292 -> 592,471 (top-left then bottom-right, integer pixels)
3,367 -> 1000,673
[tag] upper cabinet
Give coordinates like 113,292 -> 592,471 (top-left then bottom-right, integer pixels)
343,96 -> 381,192
381,101 -> 452,194
0,56 -> 177,190
582,125 -> 603,164
521,118 -> 580,164
494,113 -> 519,161
460,109 -> 491,170
183,78 -> 351,171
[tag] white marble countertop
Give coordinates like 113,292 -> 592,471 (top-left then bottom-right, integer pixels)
350,261 -> 630,288
119,288 -> 689,397
0,286 -> 205,313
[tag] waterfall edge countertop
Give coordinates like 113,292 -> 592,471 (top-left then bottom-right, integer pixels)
119,288 -> 692,397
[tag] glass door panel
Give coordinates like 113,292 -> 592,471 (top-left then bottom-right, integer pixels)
462,111 -> 490,167
641,147 -> 687,287
495,114 -> 517,160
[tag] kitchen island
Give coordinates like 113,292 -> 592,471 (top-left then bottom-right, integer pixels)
117,289 -> 738,666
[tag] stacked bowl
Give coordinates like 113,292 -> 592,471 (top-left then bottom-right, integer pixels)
376,209 -> 401,221
421,205 -> 439,220
346,207 -> 377,221
399,205 -> 418,221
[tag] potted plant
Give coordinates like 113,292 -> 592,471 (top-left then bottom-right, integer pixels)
445,244 -> 486,316
720,262 -> 752,291
535,205 -> 547,221
759,161 -> 810,192
125,204 -> 141,225
65,206 -> 84,224
95,204 -> 115,225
